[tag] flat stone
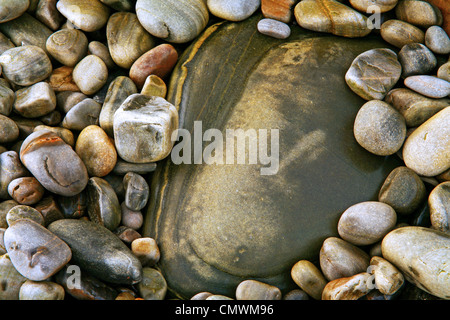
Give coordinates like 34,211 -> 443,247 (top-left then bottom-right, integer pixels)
6,205 -> 45,226
380,20 -> 425,48
8,177 -> 45,206
0,0 -> 29,23
322,273 -> 372,300
73,55 -> 108,95
129,44 -> 178,89
398,43 -> 437,78
46,29 -> 88,67
4,219 -> 72,281
345,48 -> 402,101
384,88 -> 449,127
290,260 -> 327,300
0,254 -> 27,300
56,0 -> 110,32
319,237 -> 370,281
75,125 -> 117,177
0,115 -> 19,144
395,0 -> 443,28
14,82 -> 57,119
19,130 -> 89,196
425,26 -> 450,55
106,12 -> 155,69
137,267 -> 167,300
257,18 -> 291,39
378,166 -> 426,215
405,75 -> 450,99
0,151 -> 27,199
369,256 -> 404,296
19,280 -> 65,300
113,94 -> 179,163
381,226 -> 450,299
123,172 -> 149,211
131,237 -> 160,267
294,0 -> 371,38
136,0 -> 209,43
349,0 -> 398,13
61,98 -> 101,131
353,100 -> 406,156
86,177 -> 121,231
207,0 -> 260,21
48,219 -> 142,285
429,182 -> 450,233
235,280 -> 281,300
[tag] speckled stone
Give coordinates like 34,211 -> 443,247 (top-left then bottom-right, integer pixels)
6,205 -> 45,226
131,237 -> 160,267
14,82 -> 57,119
322,273 -> 372,300
207,0 -> 260,21
0,115 -> 19,144
73,55 -> 108,95
405,76 -> 450,99
235,280 -> 281,300
381,226 -> 450,299
380,20 -> 425,48
291,260 -> 327,300
345,48 -> 402,101
137,267 -> 167,300
56,0 -> 110,32
4,219 -> 72,281
378,166 -> 426,215
353,100 -> 406,156
19,280 -> 65,300
257,18 -> 291,39
398,43 -> 437,78
425,26 -> 450,55
395,0 -> 443,29
136,0 -> 209,43
7,177 -> 45,206
428,182 -> 450,233
369,256 -> 404,295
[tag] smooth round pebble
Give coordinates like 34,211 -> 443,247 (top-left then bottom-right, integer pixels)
425,26 -> 450,55
207,0 -> 261,21
380,20 -> 425,48
398,43 -> 436,78
88,41 -> 115,69
123,172 -> 149,211
428,182 -> 450,233
0,115 -> 19,144
291,260 -> 327,300
19,280 -> 65,300
395,0 -> 443,28
73,55 -> 108,95
121,202 -> 143,230
56,0 -> 110,32
235,280 -> 281,300
7,177 -> 45,206
257,18 -> 291,39
46,29 -> 88,67
131,237 -> 160,267
404,76 -> 450,99
353,100 -> 406,156
61,98 -> 102,131
137,267 -> 167,300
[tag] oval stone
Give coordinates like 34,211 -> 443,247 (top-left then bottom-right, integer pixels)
4,219 -> 72,281
0,0 -> 30,23
56,0 -> 110,32
207,0 -> 261,21
380,20 -> 425,48
381,226 -> 450,299
235,280 -> 282,300
398,43 -> 437,78
257,18 -> 291,39
48,219 -> 142,285
46,29 -> 88,67
402,107 -> 450,176
6,205 -> 45,227
0,151 -> 27,199
428,182 -> 450,233
19,130 -> 89,196
404,76 -> 450,99
8,177 -> 45,206
73,55 -> 108,95
142,16 -> 402,298
0,115 -> 19,144
290,260 -> 327,300
19,280 -> 65,300
61,98 -> 102,131
123,172 -> 149,211
425,26 -> 450,55
395,0 -> 443,28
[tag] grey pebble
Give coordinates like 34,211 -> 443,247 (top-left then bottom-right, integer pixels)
428,181 -> 450,233
61,98 -> 102,131
404,75 -> 450,99
137,267 -> 167,300
6,205 -> 45,227
425,26 -> 450,55
0,253 -> 27,300
0,151 -> 28,199
19,280 -> 65,300
257,18 -> 291,39
123,172 -> 149,211
398,43 -> 436,78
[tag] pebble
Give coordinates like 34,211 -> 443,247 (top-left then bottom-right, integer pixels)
75,125 -> 117,177
395,0 -> 443,29
13,117 -> 43,139
294,0 -> 371,38
36,0 -> 64,31
261,0 -> 296,23
56,0 -> 110,32
235,280 -> 281,300
86,177 -> 121,231
0,45 -> 53,87
57,191 -> 86,219
0,200 -> 18,228
0,81 -> 14,116
123,172 -> 149,211
349,0 -> 398,13
88,41 -> 115,69
7,177 -> 45,206
131,237 -> 160,267
106,12 -> 155,69
6,205 -> 45,227
129,44 -> 178,89
338,201 -> 397,246
137,267 -> 167,300
99,76 -> 137,137
191,292 -> 213,300
19,280 -> 65,300
319,237 -> 370,281
0,0 -> 29,23
121,202 -> 143,230
402,107 -> 450,177
19,130 -> 89,196
378,166 -> 426,215
0,32 -> 14,56
345,48 -> 402,101
207,0 -> 261,22
48,219 -> 142,285
381,226 -> 450,299
4,219 -> 72,281
14,82 -> 57,119
114,226 -> 141,245
0,115 -> 19,144
34,196 -> 64,226
141,75 -> 167,98
322,273 -> 372,300
104,175 -> 125,200
39,110 -> 62,127
369,256 -> 404,295
290,260 -> 327,300
113,94 -> 179,163
428,182 -> 450,233
438,62 -> 450,82
283,289 -> 309,300
353,100 -> 406,156
73,55 -> 108,95
46,29 -> 88,67
100,0 -> 134,11
404,75 -> 450,99
384,88 -> 449,127
0,151 -> 28,199
398,43 -> 437,78
33,125 -> 75,147
0,254 -> 27,300
112,160 -> 157,175
55,264 -> 118,300
380,20 -> 425,48
257,18 -> 291,39
425,26 -> 450,55
47,66 -> 80,92
135,0 -> 209,43
61,98 -> 102,131
56,91 -> 87,114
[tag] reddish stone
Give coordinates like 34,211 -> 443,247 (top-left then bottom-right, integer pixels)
261,0 -> 297,23
424,0 -> 450,35
47,66 -> 80,92
129,44 -> 178,89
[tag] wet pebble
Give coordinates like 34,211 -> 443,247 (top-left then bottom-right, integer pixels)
6,205 -> 45,226
425,26 -> 450,55
7,177 -> 45,206
19,280 -> 65,300
345,48 -> 402,101
121,202 -> 143,230
137,267 -> 167,300
57,191 -> 86,219
235,280 -> 281,300
257,18 -> 291,39
14,82 -> 57,119
428,182 -> 450,233
291,260 -> 327,300
73,55 -> 108,95
123,172 -> 149,211
114,226 -> 141,245
131,237 -> 160,267
56,0 -> 110,32
207,0 -> 261,22
353,100 -> 406,156
4,219 -> 72,281
398,43 -> 437,78
61,98 -> 102,131
380,20 -> 425,48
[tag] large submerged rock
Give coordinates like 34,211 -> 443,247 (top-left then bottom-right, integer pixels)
143,16 -> 401,299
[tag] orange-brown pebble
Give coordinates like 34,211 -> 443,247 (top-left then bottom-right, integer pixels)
48,66 -> 80,92
261,0 -> 297,23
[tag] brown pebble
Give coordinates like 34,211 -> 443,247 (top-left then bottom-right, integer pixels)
7,177 -> 45,206
48,66 -> 80,92
261,0 -> 296,23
